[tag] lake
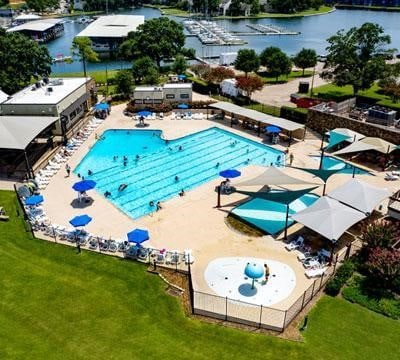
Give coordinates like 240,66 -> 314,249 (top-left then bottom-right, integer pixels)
49,7 -> 400,74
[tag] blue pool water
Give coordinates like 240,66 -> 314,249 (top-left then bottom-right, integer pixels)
75,127 -> 284,219
311,156 -> 370,175
231,193 -> 319,235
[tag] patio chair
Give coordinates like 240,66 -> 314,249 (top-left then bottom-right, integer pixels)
385,173 -> 399,181
305,267 -> 326,278
184,249 -> 194,264
108,240 -> 118,252
302,257 -> 321,269
285,236 -> 304,251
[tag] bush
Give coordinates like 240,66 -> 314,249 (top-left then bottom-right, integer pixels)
342,275 -> 400,319
280,106 -> 308,124
325,260 -> 355,296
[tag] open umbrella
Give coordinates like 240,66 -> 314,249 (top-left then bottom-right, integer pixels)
219,169 -> 241,179
72,180 -> 96,192
127,228 -> 149,244
265,125 -> 281,134
244,262 -> 264,289
69,214 -> 92,227
177,103 -> 189,109
95,103 -> 109,111
137,110 -> 152,117
25,195 -> 44,206
178,74 -> 186,80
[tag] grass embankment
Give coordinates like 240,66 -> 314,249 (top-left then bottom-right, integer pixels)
259,70 -> 313,84
147,5 -> 334,19
312,82 -> 400,111
1,190 -> 399,359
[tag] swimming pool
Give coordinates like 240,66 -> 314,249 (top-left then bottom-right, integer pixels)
75,127 -> 284,219
310,155 -> 370,175
231,193 -> 319,235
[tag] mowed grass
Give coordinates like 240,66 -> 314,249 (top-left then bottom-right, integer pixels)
0,190 -> 399,359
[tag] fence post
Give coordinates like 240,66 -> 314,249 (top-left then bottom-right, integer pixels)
259,304 -> 263,328
225,296 -> 228,321
53,227 -> 57,243
311,279 -> 316,296
188,263 -> 194,314
301,290 -> 307,310
319,272 -> 324,289
345,243 -> 352,259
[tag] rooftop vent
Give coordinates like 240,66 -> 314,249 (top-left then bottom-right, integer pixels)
50,78 -> 64,86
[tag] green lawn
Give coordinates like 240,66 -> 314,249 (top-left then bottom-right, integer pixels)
0,190 -> 399,359
258,70 -> 313,84
52,70 -> 119,84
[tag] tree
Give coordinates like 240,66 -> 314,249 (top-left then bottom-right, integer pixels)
259,46 -> 282,68
114,70 -> 133,96
293,48 -> 317,75
172,55 -> 188,75
25,0 -> 59,12
267,52 -> 292,82
0,28 -> 52,94
204,67 -> 235,84
71,37 -> 99,79
120,17 -> 186,69
235,75 -> 264,99
366,247 -> 400,292
322,23 -> 393,95
132,56 -> 158,84
234,49 -> 260,76
361,220 -> 399,250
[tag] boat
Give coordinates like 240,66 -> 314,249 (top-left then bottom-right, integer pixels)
53,55 -> 72,63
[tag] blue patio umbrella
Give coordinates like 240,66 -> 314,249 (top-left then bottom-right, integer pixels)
178,74 -> 186,80
177,103 -> 189,109
219,169 -> 241,179
95,102 -> 109,111
265,125 -> 281,134
127,228 -> 149,244
137,110 -> 152,117
69,214 -> 92,227
72,180 -> 96,192
25,195 -> 44,206
244,262 -> 264,289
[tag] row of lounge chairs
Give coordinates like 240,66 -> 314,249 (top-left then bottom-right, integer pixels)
34,117 -> 106,190
39,223 -> 195,265
173,112 -> 204,120
285,236 -> 329,278
385,171 -> 399,181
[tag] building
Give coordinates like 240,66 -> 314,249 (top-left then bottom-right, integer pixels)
133,83 -> 193,107
12,13 -> 42,26
76,15 -> 145,57
1,77 -> 95,138
7,18 -> 64,43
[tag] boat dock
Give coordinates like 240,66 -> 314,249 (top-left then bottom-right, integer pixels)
246,24 -> 300,36
183,19 -> 246,45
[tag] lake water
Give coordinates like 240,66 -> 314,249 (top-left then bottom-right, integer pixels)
49,7 -> 400,73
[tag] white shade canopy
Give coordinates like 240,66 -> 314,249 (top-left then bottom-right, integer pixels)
234,166 -> 319,187
291,197 -> 366,242
333,137 -> 397,155
327,178 -> 391,214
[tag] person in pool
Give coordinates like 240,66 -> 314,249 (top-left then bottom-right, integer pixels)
118,184 -> 127,192
175,175 -> 179,182
156,201 -> 162,211
149,201 -> 154,207
104,191 -> 111,198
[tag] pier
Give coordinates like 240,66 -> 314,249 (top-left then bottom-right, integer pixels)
246,24 -> 300,36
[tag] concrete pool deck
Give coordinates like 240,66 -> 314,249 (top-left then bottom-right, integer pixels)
38,102 -> 399,311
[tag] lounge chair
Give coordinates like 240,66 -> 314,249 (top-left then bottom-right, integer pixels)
285,236 -> 304,251
385,172 -> 399,181
184,249 -> 194,264
0,214 -> 9,221
305,267 -> 326,278
302,257 -> 321,269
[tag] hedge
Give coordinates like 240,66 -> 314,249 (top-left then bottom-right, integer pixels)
280,106 -> 308,124
325,260 -> 355,296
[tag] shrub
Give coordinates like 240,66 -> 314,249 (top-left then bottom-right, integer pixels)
280,106 -> 308,124
325,260 -> 355,296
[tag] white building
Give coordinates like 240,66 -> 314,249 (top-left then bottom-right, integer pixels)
76,15 -> 145,56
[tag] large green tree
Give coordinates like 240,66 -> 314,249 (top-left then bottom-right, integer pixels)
321,23 -> 393,95
0,28 -> 52,94
120,17 -> 186,69
172,55 -> 188,75
83,0 -> 140,11
260,46 -> 292,81
71,37 -> 99,79
114,69 -> 134,96
131,56 -> 158,84
268,0 -> 323,14
293,48 -> 317,75
25,0 -> 59,12
259,46 -> 281,68
234,49 -> 260,76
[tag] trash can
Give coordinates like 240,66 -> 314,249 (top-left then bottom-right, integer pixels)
298,82 -> 310,94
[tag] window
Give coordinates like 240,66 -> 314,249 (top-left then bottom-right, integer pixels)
135,100 -> 143,104
180,93 -> 189,99
144,100 -> 153,104
153,100 -> 162,104
165,94 -> 175,99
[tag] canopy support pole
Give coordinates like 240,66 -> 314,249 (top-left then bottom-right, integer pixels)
328,242 -> 335,266
303,126 -> 307,141
319,147 -> 325,170
288,132 -> 292,147
320,131 -> 325,150
216,185 -> 221,208
284,204 -> 290,240
23,150 -> 34,179
352,166 -> 356,178
322,182 -> 327,196
257,121 -> 261,137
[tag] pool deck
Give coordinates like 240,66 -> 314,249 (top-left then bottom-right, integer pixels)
38,103 -> 399,311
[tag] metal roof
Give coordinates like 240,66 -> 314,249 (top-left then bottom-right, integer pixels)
209,102 -> 304,132
0,116 -> 58,150
7,18 -> 63,33
76,15 -> 144,38
0,89 -> 8,104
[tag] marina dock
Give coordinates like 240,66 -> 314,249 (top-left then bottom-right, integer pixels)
246,24 -> 300,36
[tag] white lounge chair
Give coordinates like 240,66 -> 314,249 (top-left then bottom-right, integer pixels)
285,236 -> 304,251
184,249 -> 194,264
305,267 -> 326,278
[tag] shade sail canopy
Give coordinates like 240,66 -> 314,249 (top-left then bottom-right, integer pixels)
137,110 -> 151,117
25,195 -> 44,206
95,102 -> 109,110
234,166 -> 319,187
291,197 -> 366,242
72,180 -> 96,192
234,187 -> 319,205
127,228 -> 149,244
327,128 -> 365,149
289,166 -> 343,183
328,178 -> 391,214
0,116 -> 58,150
69,214 -> 92,227
219,169 -> 241,178
177,103 -> 189,109
333,137 -> 397,155
209,102 -> 304,132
